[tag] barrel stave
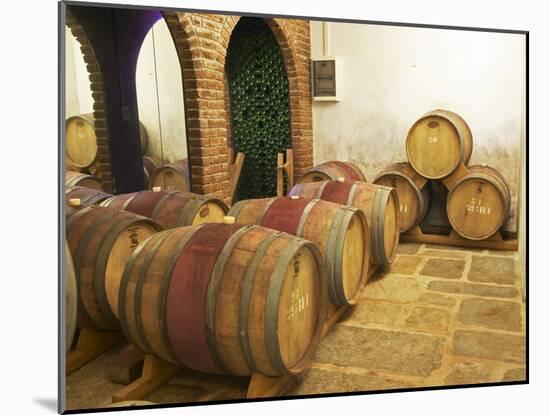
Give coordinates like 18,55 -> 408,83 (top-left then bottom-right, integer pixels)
150,159 -> 190,192
374,163 -> 430,232
299,160 -> 366,183
118,223 -> 325,377
447,165 -> 510,240
67,207 -> 160,331
406,109 -> 473,179
229,197 -> 368,306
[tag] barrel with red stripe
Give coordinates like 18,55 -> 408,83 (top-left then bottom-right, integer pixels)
65,186 -> 112,219
66,206 -> 161,331
289,180 -> 400,265
118,223 -> 326,376
299,160 -> 366,183
228,196 -> 369,306
100,190 -> 228,228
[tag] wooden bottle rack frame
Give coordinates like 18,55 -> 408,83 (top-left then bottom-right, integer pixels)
400,163 -> 518,251
109,263 -> 380,403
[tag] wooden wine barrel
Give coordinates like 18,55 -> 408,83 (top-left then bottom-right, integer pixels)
299,161 -> 366,183
150,159 -> 190,191
138,123 -> 148,155
142,156 -> 161,188
66,158 -> 82,173
406,109 -> 473,179
65,241 -> 77,351
228,197 -> 369,306
66,114 -> 97,168
447,165 -> 511,240
289,180 -> 399,265
66,171 -> 103,191
100,190 -> 227,228
67,206 -> 161,331
65,186 -> 111,220
373,162 -> 431,233
119,223 -> 327,377
66,113 -> 148,169
66,186 -> 111,207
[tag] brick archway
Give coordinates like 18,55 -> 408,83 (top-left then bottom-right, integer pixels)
164,13 -> 313,204
66,10 -> 114,193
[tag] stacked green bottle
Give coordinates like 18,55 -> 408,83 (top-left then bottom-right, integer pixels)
226,17 -> 292,200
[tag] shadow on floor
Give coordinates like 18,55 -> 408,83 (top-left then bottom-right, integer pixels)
34,398 -> 57,413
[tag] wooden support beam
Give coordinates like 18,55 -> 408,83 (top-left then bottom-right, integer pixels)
108,344 -> 145,385
247,373 -> 299,399
401,226 -> 517,250
277,152 -> 285,197
277,149 -> 294,197
112,354 -> 181,403
67,328 -> 124,375
228,149 -> 245,203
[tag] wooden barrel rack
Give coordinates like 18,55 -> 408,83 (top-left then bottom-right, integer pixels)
399,163 -> 518,250
109,263 -> 380,403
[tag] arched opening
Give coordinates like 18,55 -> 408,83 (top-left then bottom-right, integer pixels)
65,7 -> 191,194
226,17 -> 292,200
136,18 -> 188,187
65,11 -> 115,193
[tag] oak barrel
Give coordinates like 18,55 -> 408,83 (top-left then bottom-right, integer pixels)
119,223 -> 327,376
447,165 -> 511,240
67,206 -> 161,331
66,171 -> 103,191
66,114 -> 97,168
373,162 -> 431,232
100,190 -> 228,228
289,180 -> 399,265
299,161 -> 366,183
66,186 -> 111,219
142,156 -> 161,188
66,186 -> 111,207
228,197 -> 369,306
406,109 -> 473,179
150,159 -> 190,191
66,158 -> 82,173
66,113 -> 148,168
65,241 -> 77,351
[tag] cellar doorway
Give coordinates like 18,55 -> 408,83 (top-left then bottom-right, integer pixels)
226,17 -> 292,200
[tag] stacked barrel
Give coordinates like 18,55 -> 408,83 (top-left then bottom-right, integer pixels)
288,161 -> 401,267
375,109 -> 511,240
64,174 -> 333,377
64,156 -> 390,379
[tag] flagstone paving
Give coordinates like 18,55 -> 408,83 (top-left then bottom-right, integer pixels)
66,243 -> 526,410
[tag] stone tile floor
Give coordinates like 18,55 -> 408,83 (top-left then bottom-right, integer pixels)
66,243 -> 526,410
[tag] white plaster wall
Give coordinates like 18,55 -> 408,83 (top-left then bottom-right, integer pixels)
310,22 -> 526,232
65,19 -> 187,164
65,27 -> 93,117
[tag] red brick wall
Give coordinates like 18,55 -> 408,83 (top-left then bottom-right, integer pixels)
67,11 -> 313,204
163,13 -> 313,205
